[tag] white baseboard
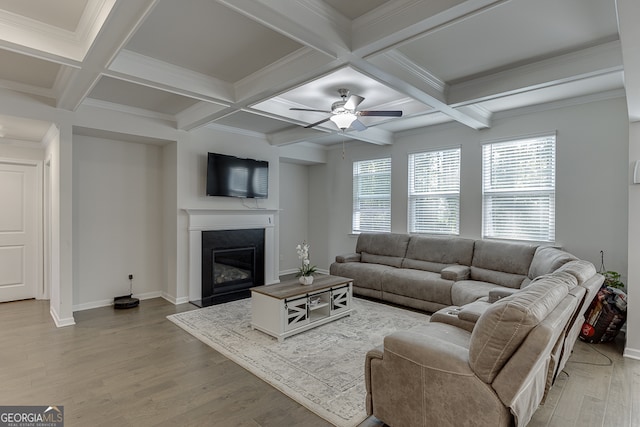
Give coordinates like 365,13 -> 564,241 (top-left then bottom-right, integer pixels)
72,291 -> 164,312
162,292 -> 189,305
623,346 -> 640,360
50,307 -> 76,327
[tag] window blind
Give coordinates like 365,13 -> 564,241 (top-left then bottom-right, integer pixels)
352,158 -> 391,233
482,135 -> 556,242
408,147 -> 460,234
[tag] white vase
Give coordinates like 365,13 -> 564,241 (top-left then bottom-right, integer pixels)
299,275 -> 314,285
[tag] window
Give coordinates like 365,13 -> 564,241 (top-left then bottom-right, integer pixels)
408,147 -> 461,234
482,134 -> 556,242
352,158 -> 391,233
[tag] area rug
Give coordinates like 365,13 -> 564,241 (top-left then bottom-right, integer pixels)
167,297 -> 430,427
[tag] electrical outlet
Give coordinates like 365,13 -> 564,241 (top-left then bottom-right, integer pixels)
128,274 -> 133,280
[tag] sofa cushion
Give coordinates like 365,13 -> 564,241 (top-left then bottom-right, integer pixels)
468,274 -> 575,383
469,267 -> 527,289
471,240 -> 537,275
400,258 -> 448,273
528,246 -> 578,279
404,235 -> 475,265
451,280 -> 500,306
361,252 -> 404,268
356,232 -> 410,258
329,262 -> 394,291
382,269 -> 454,306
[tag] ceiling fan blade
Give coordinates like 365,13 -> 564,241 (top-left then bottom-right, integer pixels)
290,108 -> 332,113
358,110 -> 403,117
344,94 -> 364,110
304,117 -> 331,128
350,119 -> 367,131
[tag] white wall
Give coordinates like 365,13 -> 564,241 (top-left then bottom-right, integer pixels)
626,121 -> 640,359
279,162 -> 310,274
72,135 -> 165,309
175,126 -> 281,302
311,98 -> 629,279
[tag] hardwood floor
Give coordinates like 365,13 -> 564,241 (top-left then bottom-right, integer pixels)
0,298 -> 638,427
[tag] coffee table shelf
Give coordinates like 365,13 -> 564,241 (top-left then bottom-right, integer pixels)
250,275 -> 353,342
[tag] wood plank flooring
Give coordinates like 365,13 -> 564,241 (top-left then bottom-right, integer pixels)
0,298 -> 638,427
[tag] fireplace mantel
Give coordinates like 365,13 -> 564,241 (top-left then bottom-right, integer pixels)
184,208 -> 279,303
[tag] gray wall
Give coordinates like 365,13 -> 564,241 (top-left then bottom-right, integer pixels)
308,97 -> 629,280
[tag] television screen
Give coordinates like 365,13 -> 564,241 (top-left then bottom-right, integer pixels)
206,153 -> 269,198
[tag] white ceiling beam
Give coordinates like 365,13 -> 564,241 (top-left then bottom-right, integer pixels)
352,0 -> 508,58
367,50 -> 448,105
216,0 -> 351,58
267,123 -> 395,146
56,0 -> 160,111
350,57 -> 491,129
448,40 -> 624,106
176,103 -> 235,131
107,50 -> 235,103
616,0 -> 640,122
267,126 -> 328,146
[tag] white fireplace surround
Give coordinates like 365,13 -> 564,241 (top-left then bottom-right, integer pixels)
185,209 -> 278,303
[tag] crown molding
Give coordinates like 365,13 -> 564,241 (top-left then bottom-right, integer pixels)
0,77 -> 56,100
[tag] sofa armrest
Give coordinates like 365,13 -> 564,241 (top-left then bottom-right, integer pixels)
488,287 -> 519,303
383,328 -> 472,374
335,252 -> 361,263
441,264 -> 470,281
458,300 -> 492,323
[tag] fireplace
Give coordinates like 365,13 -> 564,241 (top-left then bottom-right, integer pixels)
199,228 -> 265,307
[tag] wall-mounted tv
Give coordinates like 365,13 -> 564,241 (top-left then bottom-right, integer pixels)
206,152 -> 269,199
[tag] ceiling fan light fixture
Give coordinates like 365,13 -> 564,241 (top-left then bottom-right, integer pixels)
330,112 -> 357,130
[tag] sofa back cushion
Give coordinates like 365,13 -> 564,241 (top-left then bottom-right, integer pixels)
528,246 -> 578,280
554,260 -> 597,286
357,233 -> 409,268
469,273 -> 576,383
470,240 -> 538,288
401,236 -> 475,272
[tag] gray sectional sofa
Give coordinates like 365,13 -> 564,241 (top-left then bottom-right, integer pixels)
330,232 -> 604,427
329,232 -> 589,312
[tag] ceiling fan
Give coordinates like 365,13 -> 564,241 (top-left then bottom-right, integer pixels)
290,88 -> 403,131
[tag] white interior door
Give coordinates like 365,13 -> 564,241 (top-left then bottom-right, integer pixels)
0,161 -> 39,302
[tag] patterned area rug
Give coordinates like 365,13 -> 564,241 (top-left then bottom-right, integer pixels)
167,297 -> 430,427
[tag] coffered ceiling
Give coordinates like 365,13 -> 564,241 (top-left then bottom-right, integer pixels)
0,0 -> 637,147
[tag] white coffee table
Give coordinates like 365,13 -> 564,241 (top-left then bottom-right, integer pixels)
250,275 -> 353,341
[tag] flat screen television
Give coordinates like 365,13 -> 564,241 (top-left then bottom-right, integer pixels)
206,152 -> 269,198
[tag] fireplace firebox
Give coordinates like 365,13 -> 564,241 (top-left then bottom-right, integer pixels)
200,228 -> 265,307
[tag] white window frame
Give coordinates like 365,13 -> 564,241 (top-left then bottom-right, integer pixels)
408,147 -> 461,235
482,133 -> 556,242
352,158 -> 391,233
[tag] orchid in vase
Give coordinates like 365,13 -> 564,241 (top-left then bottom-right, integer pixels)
296,241 -> 317,285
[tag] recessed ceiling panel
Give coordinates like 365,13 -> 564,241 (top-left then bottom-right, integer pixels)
398,0 -> 619,83
252,67 -> 432,130
125,0 -> 303,82
0,0 -> 87,31
0,49 -> 60,88
88,77 -> 200,116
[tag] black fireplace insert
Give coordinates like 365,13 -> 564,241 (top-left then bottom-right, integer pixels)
199,228 -> 265,307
